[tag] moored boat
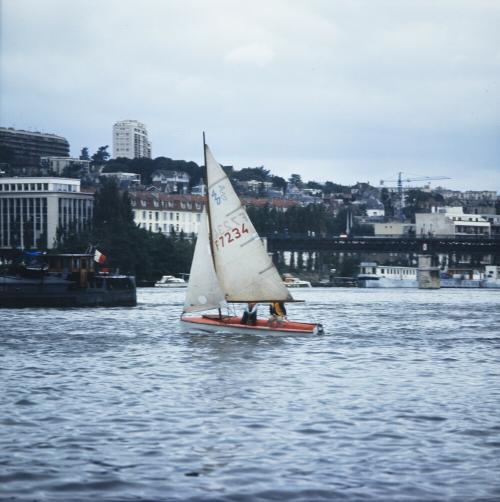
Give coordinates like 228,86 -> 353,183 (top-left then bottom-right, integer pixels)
283,274 -> 312,288
0,252 -> 136,307
357,262 -> 500,289
155,275 -> 187,288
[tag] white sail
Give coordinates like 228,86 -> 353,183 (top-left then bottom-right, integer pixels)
183,209 -> 226,312
205,145 -> 293,303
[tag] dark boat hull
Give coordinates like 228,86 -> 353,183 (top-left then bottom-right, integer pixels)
0,276 -> 136,308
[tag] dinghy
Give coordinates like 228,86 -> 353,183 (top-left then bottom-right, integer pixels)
179,137 -> 323,336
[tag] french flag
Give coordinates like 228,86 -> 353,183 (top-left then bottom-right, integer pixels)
94,249 -> 106,264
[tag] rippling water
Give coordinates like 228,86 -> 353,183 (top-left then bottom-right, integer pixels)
1,288 -> 500,502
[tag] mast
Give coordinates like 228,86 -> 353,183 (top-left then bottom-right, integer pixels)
203,132 -> 217,271
203,132 -> 223,318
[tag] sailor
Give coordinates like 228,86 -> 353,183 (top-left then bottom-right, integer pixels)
269,301 -> 287,324
241,302 -> 258,325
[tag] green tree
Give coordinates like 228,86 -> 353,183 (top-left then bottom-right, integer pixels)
91,145 -> 110,166
80,147 -> 90,160
232,166 -> 270,182
271,175 -> 287,193
289,174 -> 303,188
23,218 -> 34,249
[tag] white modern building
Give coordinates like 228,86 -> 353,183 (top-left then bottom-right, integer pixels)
113,120 -> 152,159
0,177 -> 93,249
415,207 -> 491,236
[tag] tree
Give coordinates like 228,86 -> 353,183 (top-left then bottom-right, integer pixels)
289,174 -> 303,188
380,187 -> 395,219
306,181 -> 323,190
23,218 -> 34,249
80,147 -> 90,160
91,145 -> 110,166
271,175 -> 287,193
231,166 -> 270,182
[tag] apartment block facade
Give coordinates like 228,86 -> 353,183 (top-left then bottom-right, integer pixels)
112,120 -> 152,159
130,192 -> 203,236
0,177 -> 93,249
0,127 -> 70,171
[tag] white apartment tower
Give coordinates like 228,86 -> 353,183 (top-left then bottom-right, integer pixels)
113,120 -> 152,159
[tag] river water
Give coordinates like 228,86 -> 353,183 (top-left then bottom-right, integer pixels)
1,287 -> 499,502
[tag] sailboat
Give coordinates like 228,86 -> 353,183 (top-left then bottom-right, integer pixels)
179,138 -> 323,336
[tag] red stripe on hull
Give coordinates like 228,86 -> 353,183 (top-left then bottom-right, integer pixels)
180,315 -> 321,335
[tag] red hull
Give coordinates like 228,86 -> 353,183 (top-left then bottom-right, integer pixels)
180,315 -> 323,335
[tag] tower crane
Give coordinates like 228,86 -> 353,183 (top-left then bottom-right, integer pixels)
379,171 -> 451,219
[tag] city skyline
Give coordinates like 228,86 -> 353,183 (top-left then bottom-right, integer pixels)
1,0 -> 499,192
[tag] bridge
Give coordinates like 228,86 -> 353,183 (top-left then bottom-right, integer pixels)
265,234 -> 500,256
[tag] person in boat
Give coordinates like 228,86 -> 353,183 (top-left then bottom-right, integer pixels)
269,301 -> 287,324
241,302 -> 258,325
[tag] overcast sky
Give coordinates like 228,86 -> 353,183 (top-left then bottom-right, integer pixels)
1,0 -> 499,191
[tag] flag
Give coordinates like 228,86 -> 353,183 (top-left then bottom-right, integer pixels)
94,249 -> 106,264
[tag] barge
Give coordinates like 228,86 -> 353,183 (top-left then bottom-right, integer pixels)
0,253 -> 136,307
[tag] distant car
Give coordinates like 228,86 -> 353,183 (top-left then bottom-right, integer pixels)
339,233 -> 348,239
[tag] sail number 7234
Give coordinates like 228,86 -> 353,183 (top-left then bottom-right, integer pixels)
214,223 -> 249,250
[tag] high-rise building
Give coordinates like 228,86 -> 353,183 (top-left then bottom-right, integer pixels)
0,127 -> 70,172
112,120 -> 152,159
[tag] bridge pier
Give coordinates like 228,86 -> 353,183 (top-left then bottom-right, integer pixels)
417,254 -> 440,289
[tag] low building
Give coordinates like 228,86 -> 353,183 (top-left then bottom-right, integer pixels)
0,177 -> 93,249
130,192 -> 204,236
437,189 -> 497,203
415,207 -> 491,237
191,184 -> 206,196
374,222 -> 415,237
129,192 -> 300,237
239,180 -> 274,193
151,170 -> 190,193
100,172 -> 141,189
40,156 -> 90,176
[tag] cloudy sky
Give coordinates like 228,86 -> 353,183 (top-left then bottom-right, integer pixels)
1,0 -> 499,191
